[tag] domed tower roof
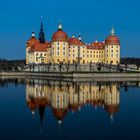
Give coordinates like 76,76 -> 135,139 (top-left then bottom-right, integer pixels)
26,32 -> 38,47
52,108 -> 68,123
105,104 -> 119,122
52,23 -> 68,42
27,99 -> 37,116
105,28 -> 120,45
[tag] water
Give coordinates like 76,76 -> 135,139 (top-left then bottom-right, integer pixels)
0,78 -> 140,140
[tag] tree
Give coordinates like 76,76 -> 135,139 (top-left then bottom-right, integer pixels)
96,62 -> 103,72
58,61 -> 63,72
109,61 -> 113,72
74,61 -> 78,72
66,61 -> 70,72
53,62 -> 56,72
89,61 -> 92,72
47,62 -> 51,72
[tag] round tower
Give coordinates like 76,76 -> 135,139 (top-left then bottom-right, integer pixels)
104,28 -> 120,65
26,32 -> 37,64
104,84 -> 120,122
51,22 -> 69,64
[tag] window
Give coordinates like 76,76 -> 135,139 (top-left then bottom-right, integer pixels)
111,54 -> 113,57
116,54 -> 118,57
57,47 -> 59,50
73,54 -> 75,57
63,52 -> 65,55
57,52 -> 59,55
63,42 -> 65,45
111,50 -> 113,53
63,47 -> 65,50
116,50 -> 118,53
57,42 -> 59,45
112,46 -> 113,48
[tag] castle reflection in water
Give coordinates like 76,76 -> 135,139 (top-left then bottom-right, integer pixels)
26,79 -> 120,126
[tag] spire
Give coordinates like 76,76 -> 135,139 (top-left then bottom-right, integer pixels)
39,105 -> 45,132
111,27 -> 115,35
39,16 -> 45,43
58,19 -> 63,30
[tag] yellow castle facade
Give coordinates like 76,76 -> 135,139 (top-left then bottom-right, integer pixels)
26,20 -> 120,65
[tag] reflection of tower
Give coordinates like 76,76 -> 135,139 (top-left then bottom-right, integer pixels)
51,85 -> 69,124
69,83 -> 80,112
104,84 -> 120,122
26,82 -> 51,133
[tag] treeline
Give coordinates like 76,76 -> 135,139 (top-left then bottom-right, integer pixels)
0,59 -> 25,71
121,58 -> 140,65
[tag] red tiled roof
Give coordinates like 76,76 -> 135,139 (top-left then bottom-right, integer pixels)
52,29 -> 68,42
68,37 -> 85,46
87,42 -> 105,50
26,37 -> 39,47
29,41 -> 51,52
105,35 -> 120,45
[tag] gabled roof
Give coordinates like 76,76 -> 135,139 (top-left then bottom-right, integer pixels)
87,41 -> 105,50
68,37 -> 85,46
29,41 -> 51,52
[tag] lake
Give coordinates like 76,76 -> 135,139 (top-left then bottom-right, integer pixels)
0,78 -> 140,140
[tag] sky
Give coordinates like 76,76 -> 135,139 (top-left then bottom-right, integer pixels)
0,0 -> 140,60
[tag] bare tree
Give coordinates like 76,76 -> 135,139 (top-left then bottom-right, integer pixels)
96,62 -> 103,72
74,61 -> 78,72
109,61 -> 113,72
89,61 -> 92,72
66,61 -> 70,72
59,61 -> 63,72
47,62 -> 51,72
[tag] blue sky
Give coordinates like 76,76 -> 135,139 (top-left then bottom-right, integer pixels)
0,0 -> 140,59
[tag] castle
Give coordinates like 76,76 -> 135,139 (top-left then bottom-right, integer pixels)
26,20 -> 120,65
